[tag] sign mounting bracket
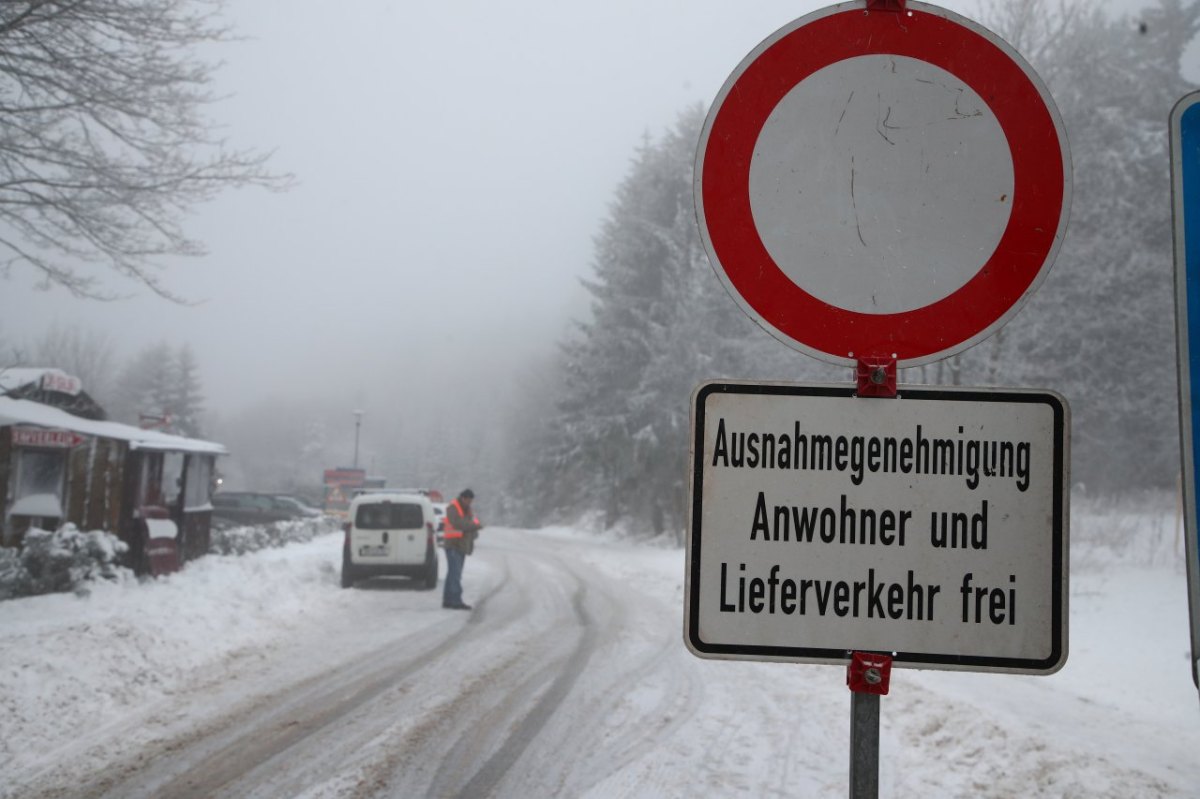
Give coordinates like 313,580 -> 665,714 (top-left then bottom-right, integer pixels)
855,356 -> 897,398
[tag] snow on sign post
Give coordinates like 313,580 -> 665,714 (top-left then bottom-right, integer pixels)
694,1 -> 1071,366
1170,90 -> 1200,697
685,381 -> 1069,671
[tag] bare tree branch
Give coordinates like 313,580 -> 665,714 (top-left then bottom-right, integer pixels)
0,0 -> 293,300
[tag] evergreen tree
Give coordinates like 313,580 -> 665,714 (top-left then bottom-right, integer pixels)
112,342 -> 173,427
519,0 -> 1199,533
520,109 -> 831,534
29,324 -> 117,406
963,0 -> 1200,490
170,345 -> 205,437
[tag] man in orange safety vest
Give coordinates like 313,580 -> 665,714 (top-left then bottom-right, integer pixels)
442,488 -> 483,610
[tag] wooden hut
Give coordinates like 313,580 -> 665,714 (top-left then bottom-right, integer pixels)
0,369 -> 226,573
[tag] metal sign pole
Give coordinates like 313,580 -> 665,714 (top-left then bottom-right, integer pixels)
847,652 -> 892,798
848,364 -> 895,799
849,691 -> 880,799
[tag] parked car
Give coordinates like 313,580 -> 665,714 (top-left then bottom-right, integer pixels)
212,492 -> 312,526
269,494 -> 323,517
341,491 -> 438,590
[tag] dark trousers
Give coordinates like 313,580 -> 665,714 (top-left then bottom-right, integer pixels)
443,547 -> 465,606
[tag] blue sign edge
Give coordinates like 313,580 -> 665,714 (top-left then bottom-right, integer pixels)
1170,90 -> 1200,693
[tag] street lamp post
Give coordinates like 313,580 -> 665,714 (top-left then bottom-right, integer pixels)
353,409 -> 364,469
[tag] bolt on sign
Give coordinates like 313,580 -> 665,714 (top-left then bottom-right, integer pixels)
685,382 -> 1069,674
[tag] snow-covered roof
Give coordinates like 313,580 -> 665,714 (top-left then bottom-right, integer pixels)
0,367 -> 74,394
0,396 -> 226,455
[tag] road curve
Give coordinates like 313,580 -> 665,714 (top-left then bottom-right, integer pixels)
35,529 -> 700,799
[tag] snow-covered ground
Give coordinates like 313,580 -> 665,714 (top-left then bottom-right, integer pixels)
2,496 -> 1198,797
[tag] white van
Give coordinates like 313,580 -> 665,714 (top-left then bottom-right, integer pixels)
341,492 -> 438,589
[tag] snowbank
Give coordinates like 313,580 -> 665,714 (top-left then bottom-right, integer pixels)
1,495 -> 1198,797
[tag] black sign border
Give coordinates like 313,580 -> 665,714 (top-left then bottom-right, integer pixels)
685,381 -> 1068,674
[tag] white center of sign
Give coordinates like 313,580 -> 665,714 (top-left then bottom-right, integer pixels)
749,55 -> 1015,315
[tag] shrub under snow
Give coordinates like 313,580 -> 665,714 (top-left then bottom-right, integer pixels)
0,516 -> 340,600
209,516 -> 338,556
0,547 -> 22,601
1,524 -> 133,599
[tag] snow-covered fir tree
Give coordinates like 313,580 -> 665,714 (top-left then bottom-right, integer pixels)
958,0 -> 1200,490
111,342 -> 174,427
514,0 -> 1199,534
29,324 -> 117,407
170,345 -> 205,437
519,108 -> 831,535
109,342 -> 207,437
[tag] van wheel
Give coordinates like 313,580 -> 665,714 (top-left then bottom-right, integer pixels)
341,548 -> 356,588
421,545 -> 438,590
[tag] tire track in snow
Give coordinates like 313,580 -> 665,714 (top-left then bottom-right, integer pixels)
446,573 -> 596,798
19,531 -> 704,799
76,561 -> 516,799
339,545 -> 599,798
499,556 -> 706,797
329,549 -> 566,797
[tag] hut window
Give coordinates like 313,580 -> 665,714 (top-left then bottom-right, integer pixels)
183,456 -> 213,511
136,453 -> 164,507
9,448 -> 66,520
138,452 -> 189,509
162,452 -> 184,508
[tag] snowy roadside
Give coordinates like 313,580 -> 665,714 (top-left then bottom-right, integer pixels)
2,502 -> 1200,797
0,533 -> 351,771
541,505 -> 1200,797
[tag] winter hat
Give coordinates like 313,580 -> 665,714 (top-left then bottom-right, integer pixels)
461,488 -> 475,499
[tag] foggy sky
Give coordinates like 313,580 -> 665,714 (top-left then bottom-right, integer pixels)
0,0 -> 1171,424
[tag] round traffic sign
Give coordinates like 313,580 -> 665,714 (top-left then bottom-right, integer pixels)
695,1 -> 1071,367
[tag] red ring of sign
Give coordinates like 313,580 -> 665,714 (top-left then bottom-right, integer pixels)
699,8 -> 1067,364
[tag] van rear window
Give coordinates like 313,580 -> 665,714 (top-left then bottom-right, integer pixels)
355,503 -> 423,530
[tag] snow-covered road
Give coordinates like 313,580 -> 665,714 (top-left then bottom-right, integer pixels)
83,530 -> 683,798
3,522 -> 1200,797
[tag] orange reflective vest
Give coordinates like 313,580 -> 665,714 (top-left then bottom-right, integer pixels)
443,499 -> 469,539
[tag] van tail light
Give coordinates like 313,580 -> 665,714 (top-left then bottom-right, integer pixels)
426,521 -> 434,545
343,522 -> 351,546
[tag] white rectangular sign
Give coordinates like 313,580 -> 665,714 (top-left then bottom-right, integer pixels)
685,382 -> 1069,674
